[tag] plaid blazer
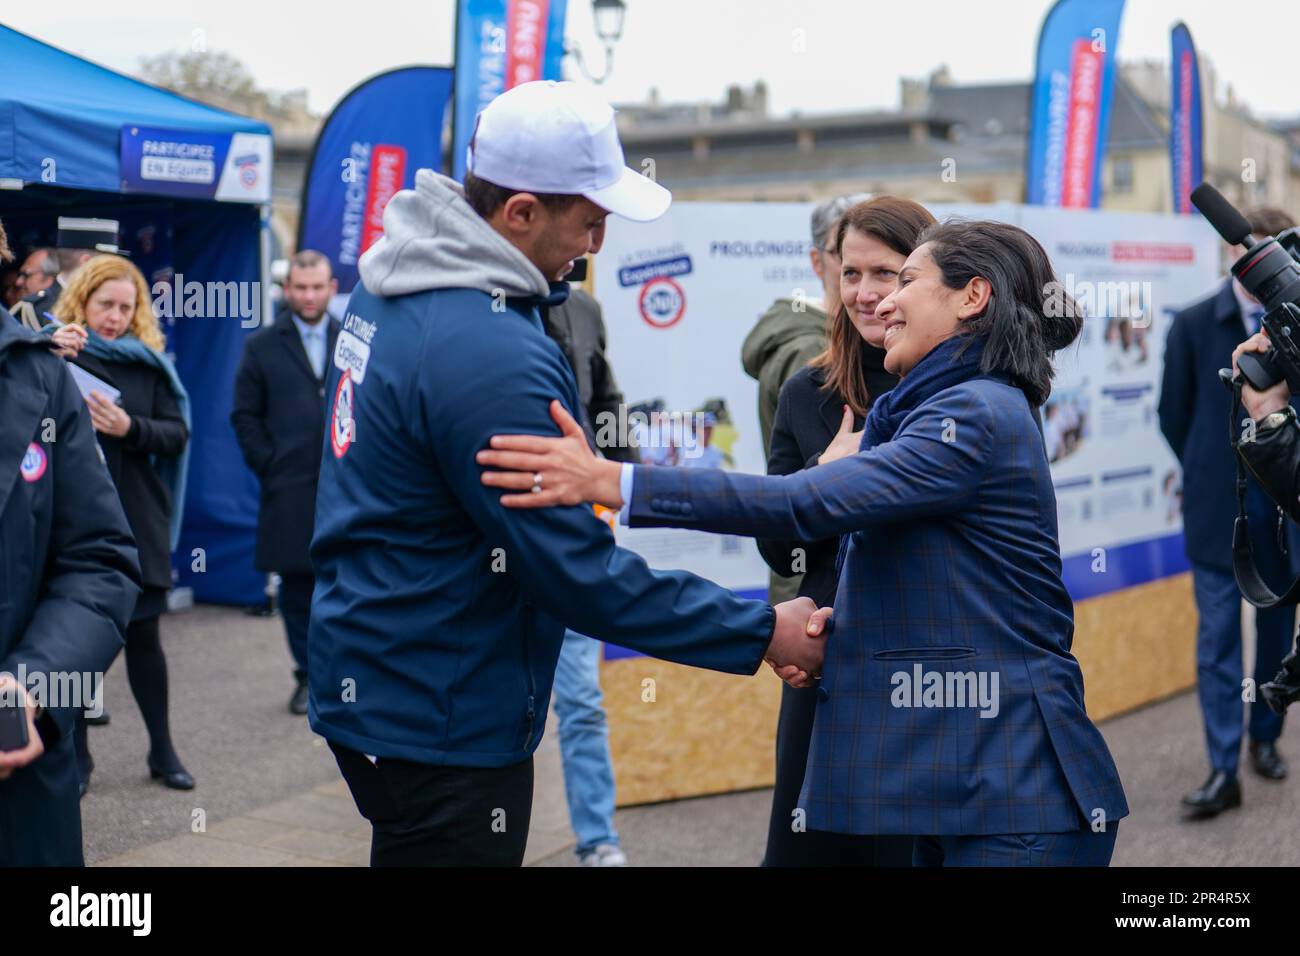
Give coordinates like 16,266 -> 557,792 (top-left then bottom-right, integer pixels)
627,377 -> 1129,836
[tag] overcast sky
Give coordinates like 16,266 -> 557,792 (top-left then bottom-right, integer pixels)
7,1 -> 1298,119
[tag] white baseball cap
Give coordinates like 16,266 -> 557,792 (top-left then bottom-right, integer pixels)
467,80 -> 671,222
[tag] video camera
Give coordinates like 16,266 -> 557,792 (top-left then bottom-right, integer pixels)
1192,183 -> 1300,391
1192,182 -> 1300,713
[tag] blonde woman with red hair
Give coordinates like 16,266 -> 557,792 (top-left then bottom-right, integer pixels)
51,255 -> 194,794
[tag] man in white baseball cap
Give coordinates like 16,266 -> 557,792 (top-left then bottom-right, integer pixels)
309,80 -> 825,867
467,79 -> 670,224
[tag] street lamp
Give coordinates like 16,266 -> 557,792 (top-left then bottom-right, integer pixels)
567,0 -> 626,84
592,0 -> 626,42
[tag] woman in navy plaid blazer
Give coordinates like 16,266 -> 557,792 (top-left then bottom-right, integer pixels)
479,220 -> 1129,866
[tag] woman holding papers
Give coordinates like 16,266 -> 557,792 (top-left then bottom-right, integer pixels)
51,255 -> 194,794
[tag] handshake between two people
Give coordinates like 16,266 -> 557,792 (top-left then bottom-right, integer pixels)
475,399 -> 834,688
768,599 -> 832,689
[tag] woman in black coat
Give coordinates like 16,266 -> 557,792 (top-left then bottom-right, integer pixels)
51,255 -> 195,792
756,197 -> 933,866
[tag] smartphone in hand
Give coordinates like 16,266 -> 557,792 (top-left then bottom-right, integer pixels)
0,699 -> 30,752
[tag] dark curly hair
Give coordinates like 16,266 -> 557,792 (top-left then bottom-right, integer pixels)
919,219 -> 1083,406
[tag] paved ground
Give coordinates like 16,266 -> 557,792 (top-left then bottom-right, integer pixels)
81,604 -> 1300,866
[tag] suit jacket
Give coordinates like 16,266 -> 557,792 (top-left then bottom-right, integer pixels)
12,280 -> 63,332
0,313 -> 140,865
627,376 -> 1129,836
230,309 -> 340,573
758,359 -> 896,608
1158,280 -> 1295,575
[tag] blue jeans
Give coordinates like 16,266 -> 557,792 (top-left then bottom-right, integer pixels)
552,630 -> 619,855
1192,562 -> 1291,774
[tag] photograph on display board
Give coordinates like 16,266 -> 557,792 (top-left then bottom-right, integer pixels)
627,397 -> 737,470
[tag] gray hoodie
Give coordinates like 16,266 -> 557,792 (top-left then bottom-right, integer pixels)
358,169 -> 552,300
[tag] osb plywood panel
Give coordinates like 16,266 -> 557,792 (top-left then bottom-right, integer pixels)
1073,571 -> 1197,722
604,574 -> 1197,805
602,657 -> 782,807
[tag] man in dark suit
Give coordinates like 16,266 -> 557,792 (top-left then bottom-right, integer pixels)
1159,205 -> 1298,819
231,250 -> 339,715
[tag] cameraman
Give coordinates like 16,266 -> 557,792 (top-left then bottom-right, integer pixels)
1159,206 -> 1298,820
1234,333 -> 1300,707
1236,331 -> 1300,499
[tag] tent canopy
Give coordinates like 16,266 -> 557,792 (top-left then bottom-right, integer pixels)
0,23 -> 272,606
0,23 -> 270,194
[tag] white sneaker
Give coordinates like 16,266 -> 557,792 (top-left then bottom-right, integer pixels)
579,844 -> 628,867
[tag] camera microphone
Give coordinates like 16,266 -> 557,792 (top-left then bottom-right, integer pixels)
1191,183 -> 1255,249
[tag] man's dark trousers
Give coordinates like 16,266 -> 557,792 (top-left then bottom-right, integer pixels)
329,742 -> 533,866
278,572 -> 314,681
1192,562 -> 1292,773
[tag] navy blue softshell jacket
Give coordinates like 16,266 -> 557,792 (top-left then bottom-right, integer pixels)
308,283 -> 775,767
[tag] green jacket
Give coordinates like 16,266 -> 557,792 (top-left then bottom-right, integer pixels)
741,297 -> 827,603
741,297 -> 827,457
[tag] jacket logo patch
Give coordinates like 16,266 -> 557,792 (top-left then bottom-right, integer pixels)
20,442 -> 47,482
331,370 -> 355,458
333,327 -> 371,386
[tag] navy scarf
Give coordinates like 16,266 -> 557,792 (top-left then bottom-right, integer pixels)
81,332 -> 192,551
835,333 -> 987,572
862,333 -> 985,451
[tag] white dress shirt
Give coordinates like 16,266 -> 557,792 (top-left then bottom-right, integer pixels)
292,313 -> 328,379
1231,279 -> 1265,337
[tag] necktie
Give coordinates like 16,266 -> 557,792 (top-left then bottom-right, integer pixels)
305,328 -> 324,378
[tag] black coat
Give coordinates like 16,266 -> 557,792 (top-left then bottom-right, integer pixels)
11,280 -> 63,332
756,351 -> 897,606
1158,281 -> 1294,574
230,311 -> 340,573
0,312 -> 140,865
71,351 -> 188,594
542,288 -> 640,464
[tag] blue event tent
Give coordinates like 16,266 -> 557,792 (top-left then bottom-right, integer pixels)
1,22 -> 272,604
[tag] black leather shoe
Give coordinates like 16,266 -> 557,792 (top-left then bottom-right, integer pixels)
1250,740 -> 1288,780
288,680 -> 309,716
1181,771 -> 1242,819
84,708 -> 110,727
148,759 -> 195,791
